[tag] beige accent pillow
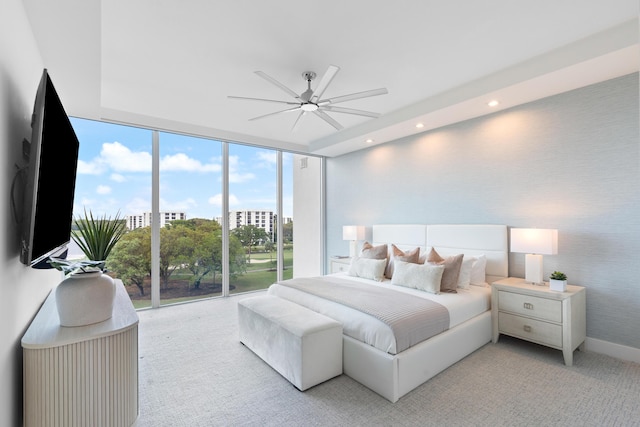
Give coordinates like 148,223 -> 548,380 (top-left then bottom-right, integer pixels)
426,247 -> 444,263
347,256 -> 387,281
360,242 -> 388,260
427,248 -> 463,293
385,244 -> 420,279
391,260 -> 444,294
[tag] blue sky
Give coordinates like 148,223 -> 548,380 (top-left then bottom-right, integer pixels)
70,117 -> 293,221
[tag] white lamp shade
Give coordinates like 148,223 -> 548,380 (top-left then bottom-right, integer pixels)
510,228 -> 558,255
342,225 -> 365,241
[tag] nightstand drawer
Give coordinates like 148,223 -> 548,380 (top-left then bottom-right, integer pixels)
498,312 -> 562,348
330,259 -> 351,273
498,291 -> 562,323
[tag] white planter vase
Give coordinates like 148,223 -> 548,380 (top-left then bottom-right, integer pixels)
55,271 -> 116,327
549,278 -> 567,292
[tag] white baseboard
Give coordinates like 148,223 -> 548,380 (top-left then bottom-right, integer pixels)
584,337 -> 640,364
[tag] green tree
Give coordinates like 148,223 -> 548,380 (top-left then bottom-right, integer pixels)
108,227 -> 151,296
159,223 -> 195,289
166,219 -> 246,290
187,220 -> 222,289
264,239 -> 275,265
282,221 -> 293,243
232,225 -> 268,262
228,233 -> 247,278
100,218 -> 250,296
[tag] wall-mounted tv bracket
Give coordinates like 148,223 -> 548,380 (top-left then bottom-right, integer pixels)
23,137 -> 31,161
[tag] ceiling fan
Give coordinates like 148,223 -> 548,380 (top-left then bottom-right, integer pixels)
228,65 -> 388,131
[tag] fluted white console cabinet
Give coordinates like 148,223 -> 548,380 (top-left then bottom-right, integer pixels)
21,280 -> 139,427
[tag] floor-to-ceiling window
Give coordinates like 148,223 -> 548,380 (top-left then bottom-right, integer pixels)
227,144 -> 292,295
282,152 -> 294,277
70,117 -> 153,308
70,118 -> 316,309
157,131 -> 223,305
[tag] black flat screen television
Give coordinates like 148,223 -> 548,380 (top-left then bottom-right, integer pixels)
20,69 -> 79,268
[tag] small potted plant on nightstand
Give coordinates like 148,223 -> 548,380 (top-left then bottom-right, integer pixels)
549,271 -> 567,292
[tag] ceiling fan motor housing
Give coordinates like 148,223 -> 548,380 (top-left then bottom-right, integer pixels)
302,71 -> 317,81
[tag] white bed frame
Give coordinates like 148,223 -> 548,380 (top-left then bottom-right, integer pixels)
342,224 -> 508,402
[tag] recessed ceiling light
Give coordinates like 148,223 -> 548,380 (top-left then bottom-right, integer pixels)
365,138 -> 374,143
488,100 -> 499,107
415,123 -> 424,128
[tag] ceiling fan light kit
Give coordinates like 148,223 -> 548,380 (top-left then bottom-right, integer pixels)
228,65 -> 388,131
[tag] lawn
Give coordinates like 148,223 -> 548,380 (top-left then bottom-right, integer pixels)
130,248 -> 294,309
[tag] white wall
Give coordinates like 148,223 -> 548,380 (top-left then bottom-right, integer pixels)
293,155 -> 324,277
0,2 -> 62,425
326,73 -> 640,351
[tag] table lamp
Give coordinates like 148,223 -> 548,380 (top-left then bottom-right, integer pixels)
510,228 -> 558,285
342,225 -> 365,257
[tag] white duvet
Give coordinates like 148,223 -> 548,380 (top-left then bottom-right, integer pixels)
267,272 -> 491,354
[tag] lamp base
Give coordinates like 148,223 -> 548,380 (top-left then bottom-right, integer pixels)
349,240 -> 358,258
524,254 -> 544,285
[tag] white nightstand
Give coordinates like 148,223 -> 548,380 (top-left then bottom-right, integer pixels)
330,256 -> 351,273
491,277 -> 586,366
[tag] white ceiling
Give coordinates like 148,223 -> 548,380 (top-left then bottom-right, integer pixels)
24,0 -> 639,157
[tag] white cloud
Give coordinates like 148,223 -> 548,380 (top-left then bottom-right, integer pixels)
76,159 -> 107,175
229,171 -> 255,183
160,197 -> 197,212
101,141 -> 151,172
256,150 -> 277,166
227,155 -> 255,183
77,141 -> 222,176
110,173 -> 126,183
125,197 -> 151,216
209,193 -> 240,207
160,153 -> 221,173
96,185 -> 111,195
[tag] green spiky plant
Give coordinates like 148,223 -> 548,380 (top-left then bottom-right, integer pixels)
549,271 -> 567,281
72,209 -> 127,271
49,209 -> 126,274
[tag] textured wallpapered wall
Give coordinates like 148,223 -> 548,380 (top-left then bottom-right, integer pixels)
325,73 -> 639,349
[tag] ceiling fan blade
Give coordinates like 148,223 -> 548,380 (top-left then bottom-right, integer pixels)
249,106 -> 301,121
322,105 -> 381,118
228,95 -> 300,106
313,110 -> 344,130
319,88 -> 388,105
255,71 -> 301,100
291,111 -> 306,131
310,64 -> 340,103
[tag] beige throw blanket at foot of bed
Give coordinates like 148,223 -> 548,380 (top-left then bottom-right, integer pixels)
276,276 -> 450,353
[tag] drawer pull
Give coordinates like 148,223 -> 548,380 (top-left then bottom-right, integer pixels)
523,302 -> 534,310
523,325 -> 532,333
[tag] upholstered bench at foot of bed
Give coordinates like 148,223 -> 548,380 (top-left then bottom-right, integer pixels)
238,294 -> 343,391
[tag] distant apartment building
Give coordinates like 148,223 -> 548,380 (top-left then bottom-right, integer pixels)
229,210 -> 274,235
126,211 -> 186,230
215,211 -> 292,235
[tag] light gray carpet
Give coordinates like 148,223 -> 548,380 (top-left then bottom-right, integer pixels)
133,292 -> 640,427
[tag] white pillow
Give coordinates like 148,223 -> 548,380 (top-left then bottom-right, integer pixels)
457,256 -> 477,289
348,256 -> 387,281
391,260 -> 444,294
470,255 -> 487,286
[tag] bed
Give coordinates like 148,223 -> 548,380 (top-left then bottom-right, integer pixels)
267,224 -> 508,402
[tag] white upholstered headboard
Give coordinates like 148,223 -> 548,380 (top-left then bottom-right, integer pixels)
372,224 -> 428,252
372,224 -> 508,283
